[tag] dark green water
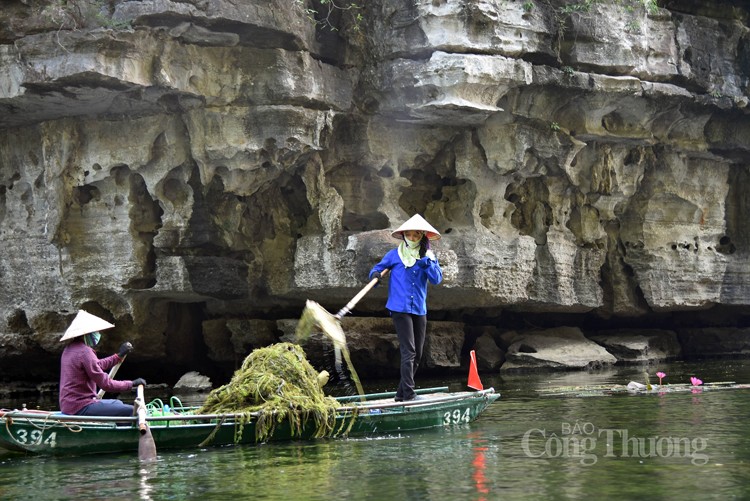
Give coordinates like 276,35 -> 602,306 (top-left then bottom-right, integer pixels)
2,359 -> 749,500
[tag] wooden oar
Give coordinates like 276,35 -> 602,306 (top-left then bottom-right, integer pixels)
136,384 -> 157,461
334,268 -> 390,320
97,355 -> 126,399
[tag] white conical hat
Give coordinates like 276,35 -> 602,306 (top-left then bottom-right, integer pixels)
391,214 -> 441,241
60,310 -> 115,341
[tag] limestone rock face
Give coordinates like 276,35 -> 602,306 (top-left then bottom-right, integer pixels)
677,328 -> 750,358
502,327 -> 618,371
173,371 -> 213,393
589,329 -> 682,363
423,321 -> 465,370
473,334 -> 505,371
2,0 -> 750,382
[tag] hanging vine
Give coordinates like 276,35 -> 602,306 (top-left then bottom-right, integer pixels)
294,0 -> 363,32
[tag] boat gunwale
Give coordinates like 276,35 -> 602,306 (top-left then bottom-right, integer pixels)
1,388 -> 498,426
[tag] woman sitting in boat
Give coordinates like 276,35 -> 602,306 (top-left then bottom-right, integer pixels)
59,310 -> 146,417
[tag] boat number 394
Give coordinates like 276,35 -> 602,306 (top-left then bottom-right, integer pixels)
443,407 -> 472,425
13,429 -> 57,447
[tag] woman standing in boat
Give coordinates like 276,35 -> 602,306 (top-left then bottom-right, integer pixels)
59,310 -> 146,417
369,214 -> 443,402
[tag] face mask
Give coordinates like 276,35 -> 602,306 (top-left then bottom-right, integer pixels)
405,231 -> 424,246
84,332 -> 101,347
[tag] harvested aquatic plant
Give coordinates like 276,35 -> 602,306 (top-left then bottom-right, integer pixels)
198,343 -> 355,443
296,300 -> 365,399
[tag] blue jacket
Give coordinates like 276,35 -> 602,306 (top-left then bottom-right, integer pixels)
369,248 -> 443,316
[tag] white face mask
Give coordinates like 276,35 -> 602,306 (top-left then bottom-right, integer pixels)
405,237 -> 421,248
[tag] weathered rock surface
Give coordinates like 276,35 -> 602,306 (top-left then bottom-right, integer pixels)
677,328 -> 750,358
2,0 -> 750,385
501,327 -> 618,371
473,334 -> 505,371
589,329 -> 682,363
173,370 -> 213,393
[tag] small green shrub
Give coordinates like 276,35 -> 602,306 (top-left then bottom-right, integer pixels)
625,20 -> 640,32
295,0 -> 363,32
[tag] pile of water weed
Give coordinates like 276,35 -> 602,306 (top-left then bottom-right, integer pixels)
198,343 -> 354,442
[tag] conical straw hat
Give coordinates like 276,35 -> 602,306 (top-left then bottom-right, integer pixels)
60,310 -> 115,341
391,214 -> 441,241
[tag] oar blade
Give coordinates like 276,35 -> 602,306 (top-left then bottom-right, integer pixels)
138,426 -> 157,461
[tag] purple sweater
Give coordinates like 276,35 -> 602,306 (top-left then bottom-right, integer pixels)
59,340 -> 133,414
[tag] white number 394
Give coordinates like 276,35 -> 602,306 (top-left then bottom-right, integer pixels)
14,429 -> 57,448
443,408 -> 471,425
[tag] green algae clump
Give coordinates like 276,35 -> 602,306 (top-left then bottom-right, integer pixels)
198,342 -> 351,443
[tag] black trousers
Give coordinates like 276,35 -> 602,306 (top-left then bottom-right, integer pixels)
392,312 -> 427,400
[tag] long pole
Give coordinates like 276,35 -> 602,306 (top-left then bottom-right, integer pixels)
97,355 -> 125,399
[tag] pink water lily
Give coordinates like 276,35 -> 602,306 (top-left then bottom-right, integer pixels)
656,371 -> 666,385
690,376 -> 703,386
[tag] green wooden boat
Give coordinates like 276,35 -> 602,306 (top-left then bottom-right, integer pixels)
0,387 -> 499,457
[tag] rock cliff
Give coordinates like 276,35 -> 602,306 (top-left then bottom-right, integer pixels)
2,0 -> 750,385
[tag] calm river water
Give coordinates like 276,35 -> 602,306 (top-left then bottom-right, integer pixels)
2,359 -> 749,500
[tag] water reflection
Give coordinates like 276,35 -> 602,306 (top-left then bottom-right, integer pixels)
138,462 -> 157,501
1,359 -> 750,500
468,432 -> 490,500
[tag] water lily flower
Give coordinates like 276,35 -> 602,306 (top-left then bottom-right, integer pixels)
690,376 -> 703,386
656,371 -> 666,385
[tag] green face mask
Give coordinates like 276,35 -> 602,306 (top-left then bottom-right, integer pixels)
84,332 -> 101,347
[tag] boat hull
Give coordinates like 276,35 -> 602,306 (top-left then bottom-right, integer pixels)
0,387 -> 499,456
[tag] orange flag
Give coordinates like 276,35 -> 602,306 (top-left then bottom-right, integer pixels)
468,350 -> 484,390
